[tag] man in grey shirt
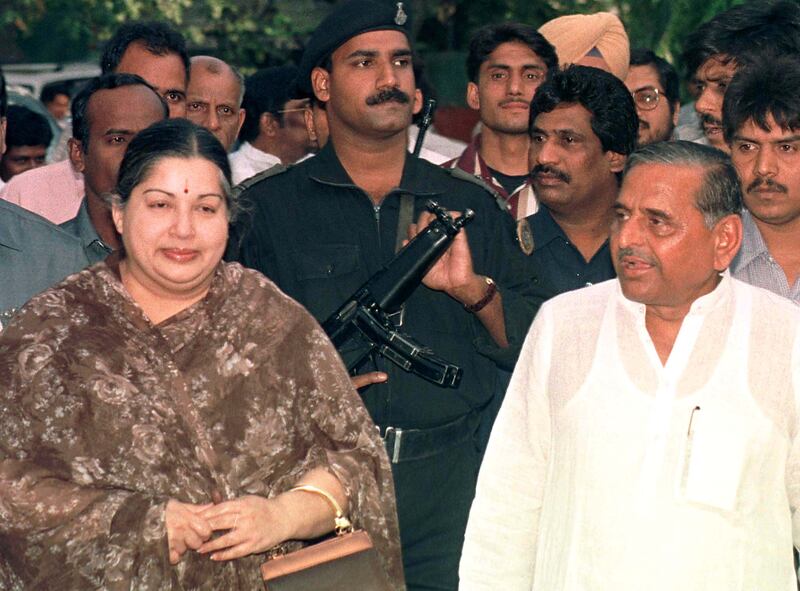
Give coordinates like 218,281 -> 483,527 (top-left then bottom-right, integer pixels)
60,73 -> 167,263
0,68 -> 88,326
724,54 -> 800,304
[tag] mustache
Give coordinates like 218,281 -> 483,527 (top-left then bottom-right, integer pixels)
699,113 -> 723,127
365,87 -> 410,106
746,176 -> 788,194
616,247 -> 658,266
530,164 -> 571,183
499,98 -> 530,108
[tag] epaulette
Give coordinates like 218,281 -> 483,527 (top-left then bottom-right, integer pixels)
232,162 -> 291,199
443,167 -> 511,215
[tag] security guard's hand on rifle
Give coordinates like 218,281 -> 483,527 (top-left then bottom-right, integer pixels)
408,210 -> 508,348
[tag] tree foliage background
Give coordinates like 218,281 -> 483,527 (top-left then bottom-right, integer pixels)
2,0 -> 744,100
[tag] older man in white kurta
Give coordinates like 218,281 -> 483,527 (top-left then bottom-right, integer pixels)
460,141 -> 800,590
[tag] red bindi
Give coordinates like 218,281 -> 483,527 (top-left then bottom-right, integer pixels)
183,179 -> 189,194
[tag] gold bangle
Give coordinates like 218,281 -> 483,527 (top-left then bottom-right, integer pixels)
289,484 -> 353,535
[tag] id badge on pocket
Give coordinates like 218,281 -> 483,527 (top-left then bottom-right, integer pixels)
677,406 -> 750,512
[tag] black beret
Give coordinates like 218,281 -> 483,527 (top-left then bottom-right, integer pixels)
297,0 -> 412,96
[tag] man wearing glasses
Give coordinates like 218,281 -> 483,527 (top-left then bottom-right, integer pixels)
624,49 -> 680,147
229,65 -> 314,185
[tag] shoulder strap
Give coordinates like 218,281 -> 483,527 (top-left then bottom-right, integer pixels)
232,162 -> 290,198
444,167 -> 511,215
395,193 -> 415,253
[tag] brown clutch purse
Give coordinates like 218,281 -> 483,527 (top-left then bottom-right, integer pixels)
260,485 -> 392,591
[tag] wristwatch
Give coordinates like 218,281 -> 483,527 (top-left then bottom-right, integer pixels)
464,276 -> 497,313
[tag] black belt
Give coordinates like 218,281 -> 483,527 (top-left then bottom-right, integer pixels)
378,413 -> 477,464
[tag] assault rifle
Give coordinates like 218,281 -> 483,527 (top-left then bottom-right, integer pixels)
322,200 -> 474,388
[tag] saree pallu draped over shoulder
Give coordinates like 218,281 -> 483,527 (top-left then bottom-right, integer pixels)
0,260 -> 404,590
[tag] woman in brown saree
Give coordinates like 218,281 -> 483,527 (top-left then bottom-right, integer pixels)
0,118 -> 403,590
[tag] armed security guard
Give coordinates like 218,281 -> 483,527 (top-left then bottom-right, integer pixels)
231,2 -> 548,588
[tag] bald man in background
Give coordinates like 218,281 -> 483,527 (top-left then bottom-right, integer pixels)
539,12 -> 630,81
185,56 -> 245,152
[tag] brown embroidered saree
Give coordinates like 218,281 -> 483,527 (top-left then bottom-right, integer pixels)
0,261 -> 403,590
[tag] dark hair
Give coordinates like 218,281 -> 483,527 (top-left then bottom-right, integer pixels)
40,82 -> 71,104
467,22 -> 558,83
625,141 -> 742,228
723,53 -> 800,146
115,118 -> 236,218
100,20 -> 190,83
5,105 -> 53,149
682,0 -> 800,78
629,48 -> 680,113
71,73 -> 168,153
239,65 -> 298,143
529,65 -> 638,156
412,53 -> 437,126
0,66 -> 6,118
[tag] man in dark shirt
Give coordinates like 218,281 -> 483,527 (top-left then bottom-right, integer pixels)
232,2 -> 548,589
525,65 -> 638,294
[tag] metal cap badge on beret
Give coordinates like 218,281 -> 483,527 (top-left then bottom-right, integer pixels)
297,0 -> 412,96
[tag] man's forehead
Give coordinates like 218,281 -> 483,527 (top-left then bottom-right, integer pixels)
534,102 -> 594,132
625,64 -> 662,91
333,29 -> 411,60
696,55 -> 737,80
87,86 -> 164,126
116,42 -> 187,89
188,69 -> 240,100
484,42 -> 545,66
8,145 -> 47,156
118,42 -> 172,70
620,163 -> 703,206
736,115 -> 800,140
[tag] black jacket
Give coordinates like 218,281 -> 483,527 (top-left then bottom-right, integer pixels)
232,142 -> 549,429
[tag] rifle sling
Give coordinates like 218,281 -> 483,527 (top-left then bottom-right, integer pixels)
395,193 -> 415,253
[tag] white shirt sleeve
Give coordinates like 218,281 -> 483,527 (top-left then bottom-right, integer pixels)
788,324 -> 800,551
459,304 -> 554,590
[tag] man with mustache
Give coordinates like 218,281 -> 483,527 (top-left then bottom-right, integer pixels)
185,56 -> 245,153
523,65 -> 637,295
445,23 -> 557,221
624,49 -> 680,146
231,2 -> 548,589
725,55 -> 800,304
680,0 -> 800,152
463,140 -> 800,590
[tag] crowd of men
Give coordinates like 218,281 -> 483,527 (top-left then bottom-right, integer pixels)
2,0 -> 800,588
